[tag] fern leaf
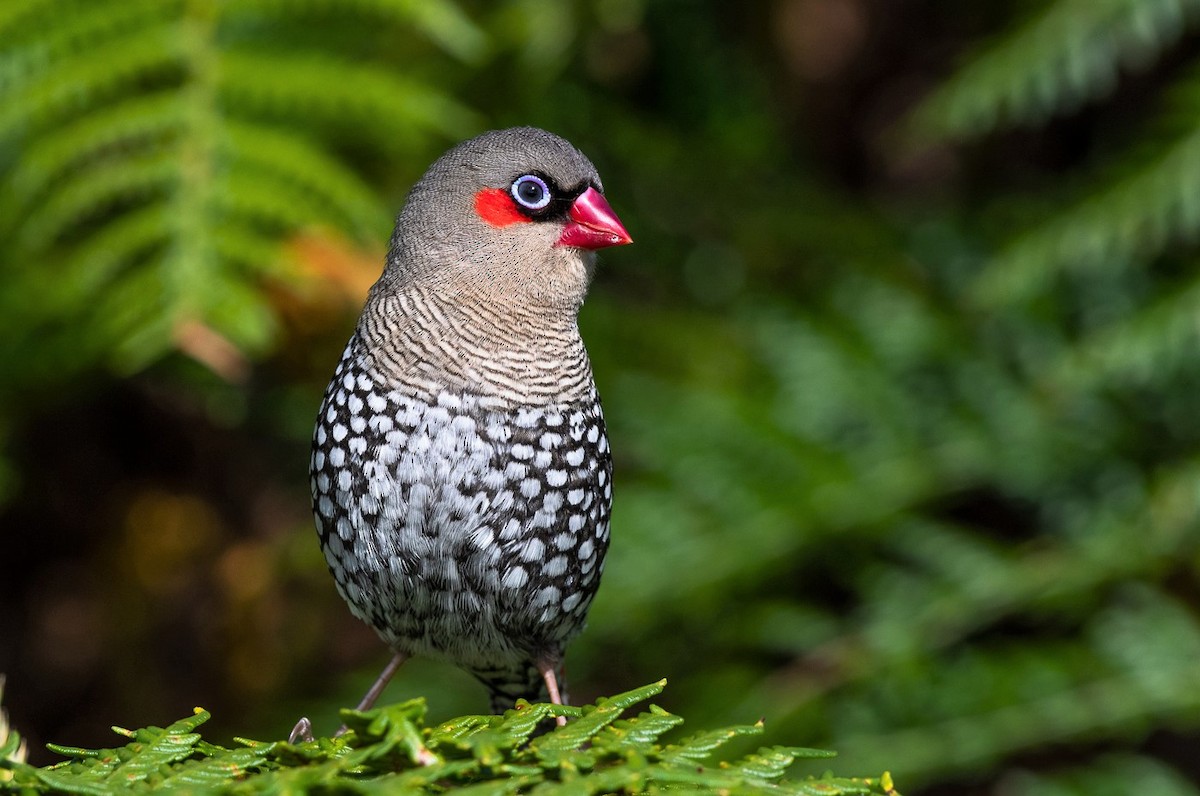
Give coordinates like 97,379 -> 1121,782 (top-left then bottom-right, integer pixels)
342,698 -> 437,768
223,121 -> 390,241
382,0 -> 489,62
1051,273 -> 1200,389
211,223 -> 294,280
43,718 -> 204,789
96,266 -> 179,370
216,50 -> 480,145
0,0 -> 179,93
0,0 -> 491,377
910,0 -> 1200,142
216,168 -> 351,237
56,204 -> 173,302
152,745 -> 274,789
8,92 -> 184,208
0,676 -> 27,783
427,713 -> 495,744
1090,585 -> 1200,699
599,704 -> 685,746
469,705 -> 561,753
14,684 -> 897,794
199,279 -> 280,356
31,768 -> 113,796
663,721 -> 766,762
0,0 -> 97,46
973,125 -> 1200,306
857,454 -> 1200,663
18,150 -> 178,250
0,23 -> 186,144
1003,754 -> 1195,795
527,701 -> 632,753
232,0 -> 488,63
724,746 -> 837,783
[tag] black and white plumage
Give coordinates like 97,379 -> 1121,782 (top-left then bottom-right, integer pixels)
305,127 -> 631,727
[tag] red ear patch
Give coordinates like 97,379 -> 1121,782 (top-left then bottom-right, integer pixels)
474,188 -> 529,227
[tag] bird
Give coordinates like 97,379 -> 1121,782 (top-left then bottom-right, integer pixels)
295,127 -> 631,740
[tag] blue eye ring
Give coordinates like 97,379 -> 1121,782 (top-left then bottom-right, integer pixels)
511,174 -> 551,210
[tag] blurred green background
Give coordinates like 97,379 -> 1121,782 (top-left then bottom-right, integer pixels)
4,0 -> 1200,792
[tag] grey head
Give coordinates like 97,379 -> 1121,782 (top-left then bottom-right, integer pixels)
375,127 -> 631,314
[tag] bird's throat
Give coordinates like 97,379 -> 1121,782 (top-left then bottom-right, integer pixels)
359,289 -> 594,407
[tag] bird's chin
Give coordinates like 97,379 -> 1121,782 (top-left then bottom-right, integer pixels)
536,251 -> 595,309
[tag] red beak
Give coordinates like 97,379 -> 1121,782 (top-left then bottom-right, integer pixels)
557,187 -> 633,250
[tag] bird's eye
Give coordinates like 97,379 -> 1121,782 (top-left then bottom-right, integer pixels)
511,174 -> 551,210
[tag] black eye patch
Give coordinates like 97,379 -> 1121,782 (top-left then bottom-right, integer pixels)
507,171 -> 591,222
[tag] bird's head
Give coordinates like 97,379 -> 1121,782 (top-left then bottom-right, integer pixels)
380,127 -> 631,313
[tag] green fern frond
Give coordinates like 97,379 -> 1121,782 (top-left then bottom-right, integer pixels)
8,93 -> 183,207
201,280 -> 280,355
0,0 -> 180,91
56,205 -> 173,302
211,223 -> 296,277
910,0 -> 1200,142
601,704 -> 685,746
233,0 -> 488,63
836,588 -> 1200,779
19,151 -> 178,250
95,265 -> 181,367
216,51 -> 480,143
223,122 -> 390,239
0,0 -> 60,41
0,683 -> 899,794
0,24 -> 186,143
973,125 -> 1200,306
216,169 -> 349,236
384,0 -> 489,62
1051,272 -> 1200,389
859,455 -> 1200,662
0,0 -> 486,379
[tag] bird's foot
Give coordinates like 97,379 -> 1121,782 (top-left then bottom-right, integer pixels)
288,717 -> 315,744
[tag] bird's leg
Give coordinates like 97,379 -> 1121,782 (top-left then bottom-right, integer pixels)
355,651 -> 411,711
536,657 -> 568,727
334,651 -> 410,736
289,651 -> 410,742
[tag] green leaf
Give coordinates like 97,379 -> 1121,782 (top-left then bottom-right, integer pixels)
0,0 -> 479,384
529,680 -> 666,753
909,0 -> 1200,142
6,683 -> 897,794
663,721 -> 766,762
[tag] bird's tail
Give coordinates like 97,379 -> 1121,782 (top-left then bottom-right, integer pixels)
473,661 -> 568,714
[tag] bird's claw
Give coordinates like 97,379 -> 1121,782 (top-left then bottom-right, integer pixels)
288,717 -> 315,744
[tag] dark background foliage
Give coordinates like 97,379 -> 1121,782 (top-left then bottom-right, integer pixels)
4,1 -> 1200,793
